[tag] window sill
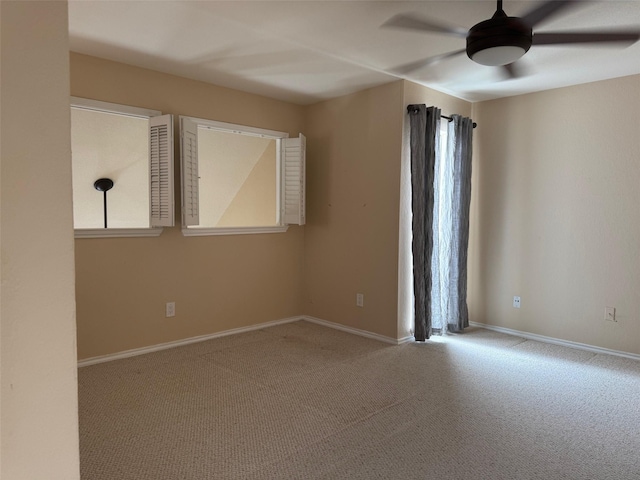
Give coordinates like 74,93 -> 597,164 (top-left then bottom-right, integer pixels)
74,228 -> 164,239
182,226 -> 289,237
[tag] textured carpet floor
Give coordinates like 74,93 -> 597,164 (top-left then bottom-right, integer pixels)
79,321 -> 640,479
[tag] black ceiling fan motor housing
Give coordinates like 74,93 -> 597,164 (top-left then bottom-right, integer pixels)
466,12 -> 533,62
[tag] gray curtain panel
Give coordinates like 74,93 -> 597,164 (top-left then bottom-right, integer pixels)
452,115 -> 473,331
408,105 -> 440,342
409,106 -> 474,340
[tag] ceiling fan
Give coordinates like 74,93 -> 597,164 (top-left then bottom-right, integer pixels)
383,0 -> 640,78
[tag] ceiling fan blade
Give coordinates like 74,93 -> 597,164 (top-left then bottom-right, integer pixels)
381,13 -> 467,38
533,30 -> 640,46
500,61 -> 529,80
390,49 -> 467,75
520,0 -> 579,28
501,62 -> 519,79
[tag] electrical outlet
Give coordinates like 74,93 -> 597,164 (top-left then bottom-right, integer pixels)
604,306 -> 616,322
356,293 -> 364,307
513,296 -> 521,308
166,302 -> 176,318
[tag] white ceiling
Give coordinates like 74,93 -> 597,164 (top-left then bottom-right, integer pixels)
68,1 -> 640,105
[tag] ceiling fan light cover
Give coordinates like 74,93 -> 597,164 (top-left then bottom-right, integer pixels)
471,45 -> 527,66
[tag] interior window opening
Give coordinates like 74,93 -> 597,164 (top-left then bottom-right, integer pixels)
70,97 -> 174,237
180,116 -> 305,236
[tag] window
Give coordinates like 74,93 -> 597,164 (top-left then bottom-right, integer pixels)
180,116 -> 305,236
70,97 -> 174,238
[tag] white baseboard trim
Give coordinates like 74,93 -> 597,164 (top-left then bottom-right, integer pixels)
397,334 -> 415,344
78,316 -> 302,367
469,321 -> 640,361
78,314 -> 415,368
78,315 -> 638,367
302,315 -> 406,345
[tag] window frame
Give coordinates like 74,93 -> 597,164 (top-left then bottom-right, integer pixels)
180,116 -> 304,237
70,97 -> 173,238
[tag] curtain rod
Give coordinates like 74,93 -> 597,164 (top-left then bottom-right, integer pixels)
442,115 -> 478,129
407,105 -> 477,128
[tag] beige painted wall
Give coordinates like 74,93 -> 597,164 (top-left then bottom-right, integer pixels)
217,145 -> 277,227
71,54 -> 640,360
398,81 -> 474,339
303,81 -> 405,339
471,75 -> 640,355
71,53 -> 305,359
1,2 -> 80,478
197,129 -> 276,227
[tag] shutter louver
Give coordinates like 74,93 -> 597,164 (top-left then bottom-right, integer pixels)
282,133 -> 306,225
181,117 -> 200,226
149,114 -> 174,227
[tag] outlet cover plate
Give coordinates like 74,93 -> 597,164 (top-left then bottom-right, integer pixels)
604,306 -> 616,322
166,302 -> 176,318
513,296 -> 521,308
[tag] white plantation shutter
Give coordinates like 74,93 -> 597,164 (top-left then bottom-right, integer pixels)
281,133 -> 306,225
181,117 -> 200,226
149,114 -> 174,227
